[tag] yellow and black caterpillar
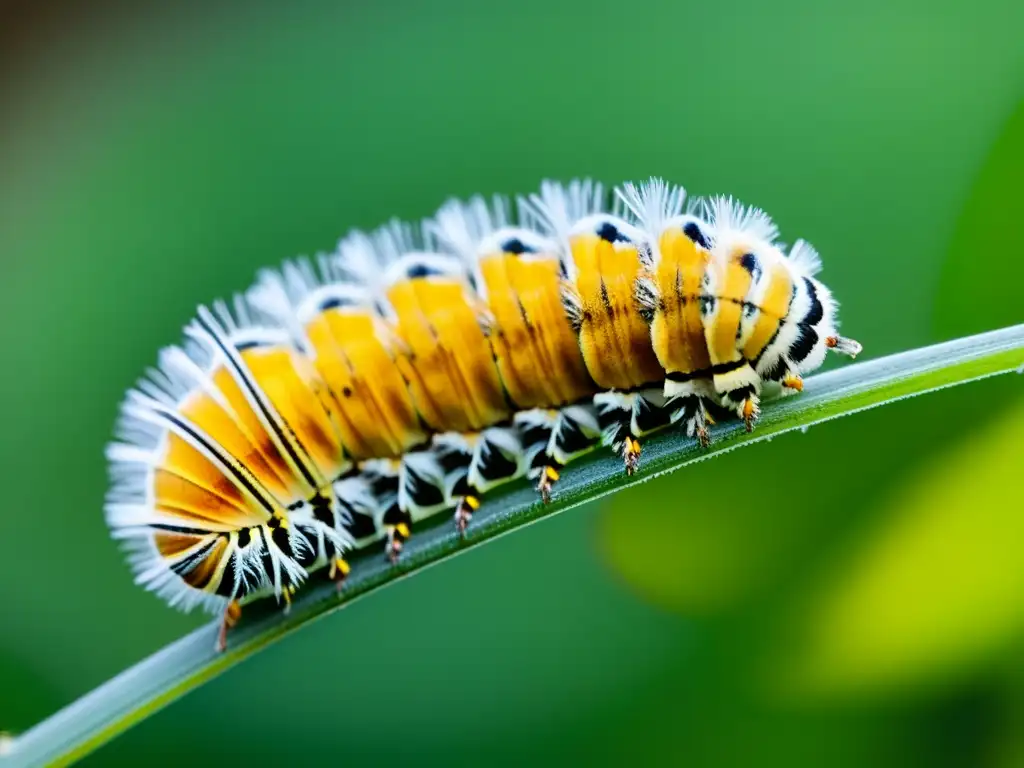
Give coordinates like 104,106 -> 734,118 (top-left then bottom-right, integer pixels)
104,178 -> 861,649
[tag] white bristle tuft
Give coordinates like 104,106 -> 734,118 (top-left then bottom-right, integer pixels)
787,238 -> 823,276
703,195 -> 779,244
614,177 -> 687,236
427,196 -> 500,264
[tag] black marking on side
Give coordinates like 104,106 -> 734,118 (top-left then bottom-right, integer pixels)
257,528 -> 276,588
665,368 -> 711,383
519,421 -> 552,449
271,526 -> 294,561
157,407 -> 275,516
438,445 -> 472,475
519,420 -> 554,471
451,473 -> 471,497
151,522 -> 216,535
214,552 -> 239,597
634,397 -> 673,434
364,467 -> 400,498
739,253 -> 762,283
597,221 -> 631,244
311,494 -> 335,527
682,221 -> 710,250
345,511 -> 378,540
234,340 -> 269,352
404,465 -> 445,510
710,359 -> 747,375
502,238 -> 536,255
293,526 -> 321,568
802,278 -> 824,325
672,394 -> 703,422
198,315 -> 320,491
598,407 -> 629,449
789,326 -> 818,363
382,503 -> 412,529
319,295 -> 356,312
169,539 -> 217,579
761,356 -> 789,382
724,384 -> 756,403
476,441 -> 519,484
405,262 -> 446,279
555,415 -> 600,456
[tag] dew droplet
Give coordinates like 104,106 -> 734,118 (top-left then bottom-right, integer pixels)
800,425 -> 810,434
1015,361 -> 1024,375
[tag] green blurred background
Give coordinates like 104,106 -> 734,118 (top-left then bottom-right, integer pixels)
1,0 -> 1022,765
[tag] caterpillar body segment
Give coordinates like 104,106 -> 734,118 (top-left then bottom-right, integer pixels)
248,249 -> 427,460
105,176 -> 861,648
374,222 -> 511,433
429,195 -> 597,410
522,181 -> 664,392
106,299 -> 356,649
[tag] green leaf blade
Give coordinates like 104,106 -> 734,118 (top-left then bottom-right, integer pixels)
5,323 -> 1023,768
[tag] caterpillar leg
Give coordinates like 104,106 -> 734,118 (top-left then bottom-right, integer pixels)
596,390 -> 674,475
516,404 -> 602,502
713,362 -> 762,432
741,395 -> 760,431
515,409 -> 563,504
536,463 -> 562,503
215,600 -> 242,653
669,393 -> 715,448
596,393 -> 641,475
622,436 -> 642,476
281,583 -> 297,615
454,493 -> 480,535
385,441 -> 470,562
781,373 -> 803,392
385,521 -> 411,564
453,426 -> 528,535
329,556 -> 351,591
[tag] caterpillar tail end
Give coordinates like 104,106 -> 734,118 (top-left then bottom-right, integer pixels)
826,334 -> 862,358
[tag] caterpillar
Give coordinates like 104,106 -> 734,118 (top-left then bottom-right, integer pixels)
104,177 -> 861,650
